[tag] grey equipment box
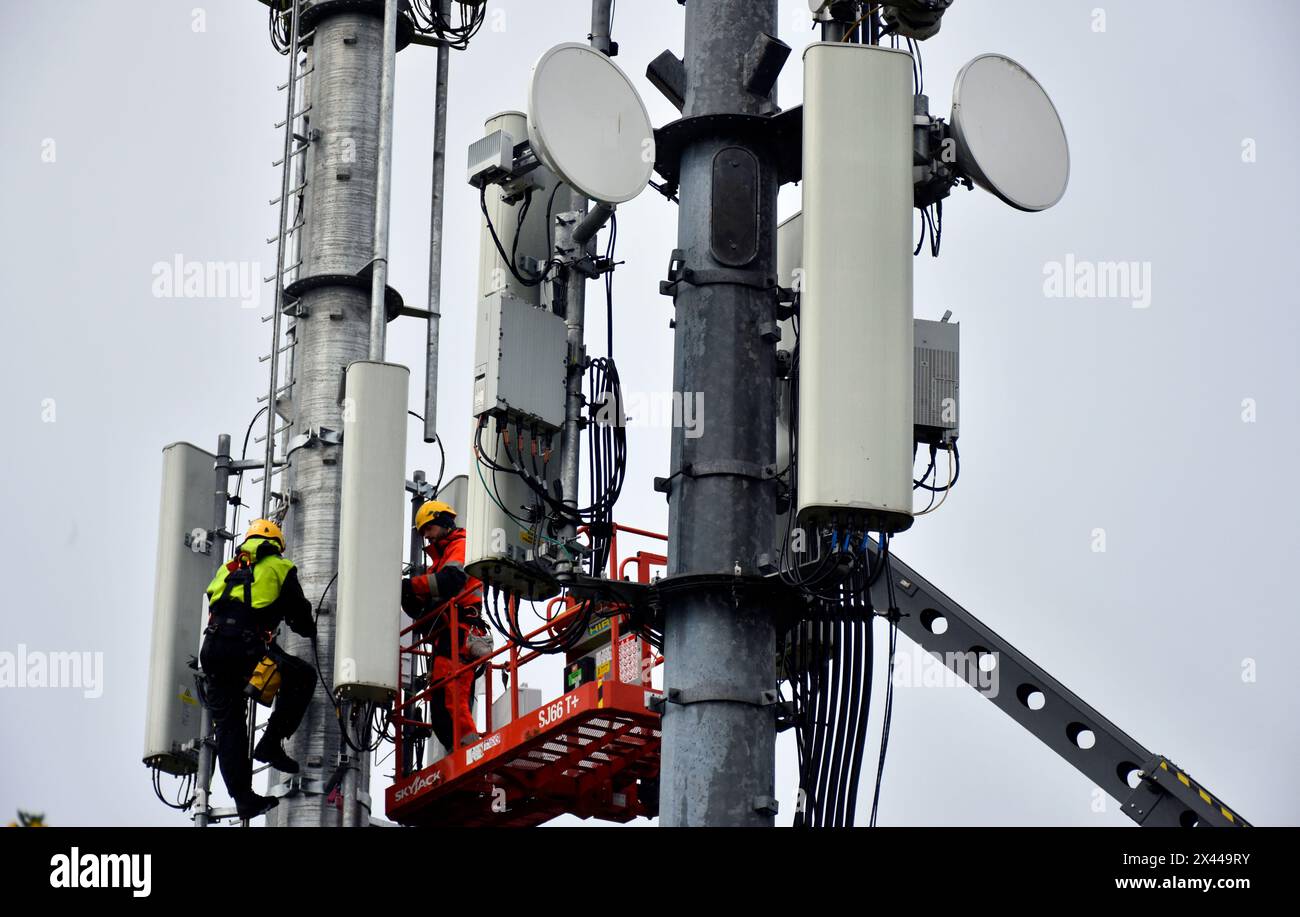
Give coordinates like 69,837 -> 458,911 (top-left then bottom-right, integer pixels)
472,290 -> 567,431
913,316 -> 959,446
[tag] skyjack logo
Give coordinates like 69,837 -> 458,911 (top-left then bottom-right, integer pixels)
465,733 -> 502,765
49,848 -> 151,898
393,770 -> 442,803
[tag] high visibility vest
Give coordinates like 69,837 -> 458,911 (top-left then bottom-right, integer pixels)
205,536 -> 296,611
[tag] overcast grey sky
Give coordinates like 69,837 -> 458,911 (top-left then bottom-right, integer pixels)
1,0 -> 1296,827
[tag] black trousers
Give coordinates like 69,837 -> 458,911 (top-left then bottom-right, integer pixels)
199,632 -> 314,803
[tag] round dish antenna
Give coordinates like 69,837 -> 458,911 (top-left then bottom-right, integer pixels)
528,43 -> 656,205
950,53 -> 1069,212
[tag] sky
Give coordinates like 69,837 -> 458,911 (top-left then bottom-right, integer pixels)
1,0 -> 1297,827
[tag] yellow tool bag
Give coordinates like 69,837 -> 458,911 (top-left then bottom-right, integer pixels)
244,655 -> 282,707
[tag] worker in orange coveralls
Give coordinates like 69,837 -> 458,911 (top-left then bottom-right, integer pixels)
401,500 -> 486,752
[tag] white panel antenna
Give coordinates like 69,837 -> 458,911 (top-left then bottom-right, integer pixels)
335,361 -> 410,702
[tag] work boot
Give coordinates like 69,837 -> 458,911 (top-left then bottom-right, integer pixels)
235,793 -> 279,820
253,733 -> 300,774
459,731 -> 483,747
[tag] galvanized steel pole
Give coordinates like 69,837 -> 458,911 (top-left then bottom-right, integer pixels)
555,196 -> 588,576
423,0 -> 452,443
590,0 -> 614,55
659,0 -> 780,826
272,2 -> 392,828
556,2 -> 612,575
194,433 -> 232,828
368,0 -> 400,361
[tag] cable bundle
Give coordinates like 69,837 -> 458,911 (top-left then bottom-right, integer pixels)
782,534 -> 900,827
408,0 -> 486,50
152,767 -> 197,811
481,585 -> 593,655
775,319 -> 902,826
474,357 -> 627,579
913,441 -> 959,516
268,1 -> 293,55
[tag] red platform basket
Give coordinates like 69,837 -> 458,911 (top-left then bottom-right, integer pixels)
387,524 -> 667,827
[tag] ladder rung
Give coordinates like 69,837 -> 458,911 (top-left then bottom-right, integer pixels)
263,261 -> 301,283
251,466 -> 287,484
252,426 -> 291,447
277,67 -> 313,91
258,343 -> 295,363
275,106 -> 312,129
269,183 -> 308,206
257,384 -> 294,403
266,221 -> 304,245
272,146 -> 309,167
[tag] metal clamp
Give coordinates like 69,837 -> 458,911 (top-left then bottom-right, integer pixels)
687,460 -> 776,482
653,686 -> 780,710
653,461 -> 774,496
285,425 -> 341,459
270,775 -> 328,798
661,266 -> 777,297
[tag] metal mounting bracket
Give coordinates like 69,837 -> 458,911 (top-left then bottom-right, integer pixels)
660,252 -> 778,297
652,686 -> 780,711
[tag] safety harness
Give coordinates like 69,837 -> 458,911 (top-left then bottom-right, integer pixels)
204,551 -> 281,705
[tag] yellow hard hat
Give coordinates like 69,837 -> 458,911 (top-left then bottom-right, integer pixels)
245,519 -> 285,547
415,500 -> 457,531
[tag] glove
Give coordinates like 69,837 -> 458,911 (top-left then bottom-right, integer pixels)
296,617 -> 317,641
400,578 -> 423,618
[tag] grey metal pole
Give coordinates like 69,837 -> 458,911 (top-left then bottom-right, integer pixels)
822,19 -> 850,42
341,725 -> 370,827
555,3 -> 612,574
369,0 -> 400,361
424,0 -> 451,443
195,709 -> 215,827
194,433 -> 233,828
554,195 -> 588,575
274,4 -> 392,828
659,0 -> 780,826
262,0 -> 301,517
409,470 -> 427,571
590,0 -> 614,55
343,0 -> 401,826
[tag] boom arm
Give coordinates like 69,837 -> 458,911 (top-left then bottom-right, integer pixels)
867,551 -> 1251,827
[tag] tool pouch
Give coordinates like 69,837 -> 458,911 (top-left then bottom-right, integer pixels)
465,626 -> 494,661
244,655 -> 282,707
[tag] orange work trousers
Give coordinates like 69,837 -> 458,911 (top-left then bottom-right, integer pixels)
426,620 -> 476,749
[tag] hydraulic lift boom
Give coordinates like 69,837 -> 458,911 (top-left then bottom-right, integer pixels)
869,552 -> 1250,827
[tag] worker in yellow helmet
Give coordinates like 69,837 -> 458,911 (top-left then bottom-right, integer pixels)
401,500 -> 487,752
200,519 -> 316,820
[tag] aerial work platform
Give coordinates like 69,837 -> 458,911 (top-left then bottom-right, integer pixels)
387,678 -> 661,827
387,525 -> 668,827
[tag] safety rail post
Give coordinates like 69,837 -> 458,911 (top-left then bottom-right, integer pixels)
395,635 -> 404,778
509,642 -> 520,723
450,600 -> 461,748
